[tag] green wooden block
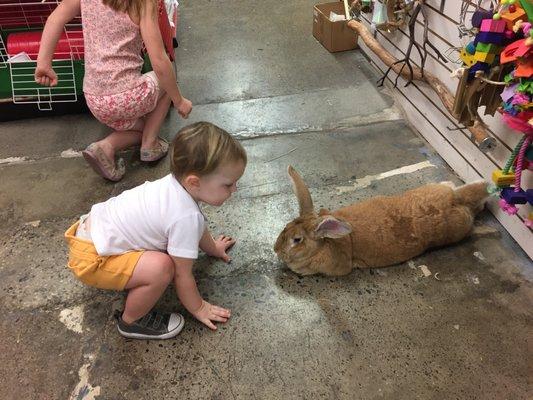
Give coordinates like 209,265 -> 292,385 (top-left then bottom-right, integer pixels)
475,42 -> 501,54
519,0 -> 533,21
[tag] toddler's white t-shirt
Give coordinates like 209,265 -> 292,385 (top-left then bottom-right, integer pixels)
90,174 -> 205,259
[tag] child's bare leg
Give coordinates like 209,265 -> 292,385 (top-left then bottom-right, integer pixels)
141,93 -> 171,150
96,131 -> 143,161
95,119 -> 144,161
122,251 -> 175,324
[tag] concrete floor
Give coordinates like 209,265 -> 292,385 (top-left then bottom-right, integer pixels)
0,0 -> 532,399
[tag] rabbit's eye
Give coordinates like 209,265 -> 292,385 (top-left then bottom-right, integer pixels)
293,237 -> 303,244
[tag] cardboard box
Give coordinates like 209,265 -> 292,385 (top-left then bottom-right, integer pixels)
313,2 -> 358,53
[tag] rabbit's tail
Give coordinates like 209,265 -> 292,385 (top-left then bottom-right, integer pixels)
454,181 -> 489,214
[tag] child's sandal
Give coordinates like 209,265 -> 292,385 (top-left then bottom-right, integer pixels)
82,143 -> 125,182
140,137 -> 169,162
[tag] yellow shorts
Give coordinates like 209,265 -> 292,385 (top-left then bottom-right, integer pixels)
65,220 -> 144,290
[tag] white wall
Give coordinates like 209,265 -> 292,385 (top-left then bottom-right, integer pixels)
355,0 -> 532,258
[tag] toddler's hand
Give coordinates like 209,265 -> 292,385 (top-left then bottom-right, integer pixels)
174,97 -> 192,119
211,235 -> 236,263
34,65 -> 58,87
193,300 -> 231,330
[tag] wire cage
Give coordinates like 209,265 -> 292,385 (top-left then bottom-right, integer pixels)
0,0 -> 178,111
0,0 -> 83,110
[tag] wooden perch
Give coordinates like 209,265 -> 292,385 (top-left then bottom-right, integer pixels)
348,20 -> 423,81
347,19 -> 496,152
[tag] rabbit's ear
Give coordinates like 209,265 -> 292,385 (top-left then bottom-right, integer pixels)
288,165 -> 314,215
315,216 -> 352,238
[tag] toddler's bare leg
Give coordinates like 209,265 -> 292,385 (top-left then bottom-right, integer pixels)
121,251 -> 175,324
141,93 -> 171,150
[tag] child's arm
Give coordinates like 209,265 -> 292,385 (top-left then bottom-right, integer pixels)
35,0 -> 81,86
140,0 -> 192,118
199,228 -> 236,263
173,257 -> 230,330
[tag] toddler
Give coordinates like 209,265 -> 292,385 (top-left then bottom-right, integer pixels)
65,122 -> 247,339
35,0 -> 192,181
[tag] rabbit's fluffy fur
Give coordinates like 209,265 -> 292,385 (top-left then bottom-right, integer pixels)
274,166 -> 489,276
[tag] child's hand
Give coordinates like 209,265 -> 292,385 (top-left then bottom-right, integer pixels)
211,235 -> 236,263
193,300 -> 231,330
34,65 -> 58,87
174,97 -> 192,119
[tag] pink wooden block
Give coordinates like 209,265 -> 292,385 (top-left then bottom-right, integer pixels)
480,18 -> 506,33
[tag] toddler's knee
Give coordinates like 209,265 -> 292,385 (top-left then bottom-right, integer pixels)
161,255 -> 175,283
153,253 -> 175,284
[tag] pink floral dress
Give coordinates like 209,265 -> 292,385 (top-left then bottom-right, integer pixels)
81,0 -> 161,131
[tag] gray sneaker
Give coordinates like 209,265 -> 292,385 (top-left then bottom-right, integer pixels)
117,310 -> 184,340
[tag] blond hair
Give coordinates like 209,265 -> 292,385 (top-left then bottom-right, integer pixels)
170,122 -> 247,180
102,0 -> 156,19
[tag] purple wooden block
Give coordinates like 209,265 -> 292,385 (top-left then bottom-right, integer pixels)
472,10 -> 494,28
468,62 -> 490,80
526,189 -> 533,205
474,31 -> 504,45
501,187 -> 528,204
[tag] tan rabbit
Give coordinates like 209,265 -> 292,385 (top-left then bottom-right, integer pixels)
274,166 -> 489,276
